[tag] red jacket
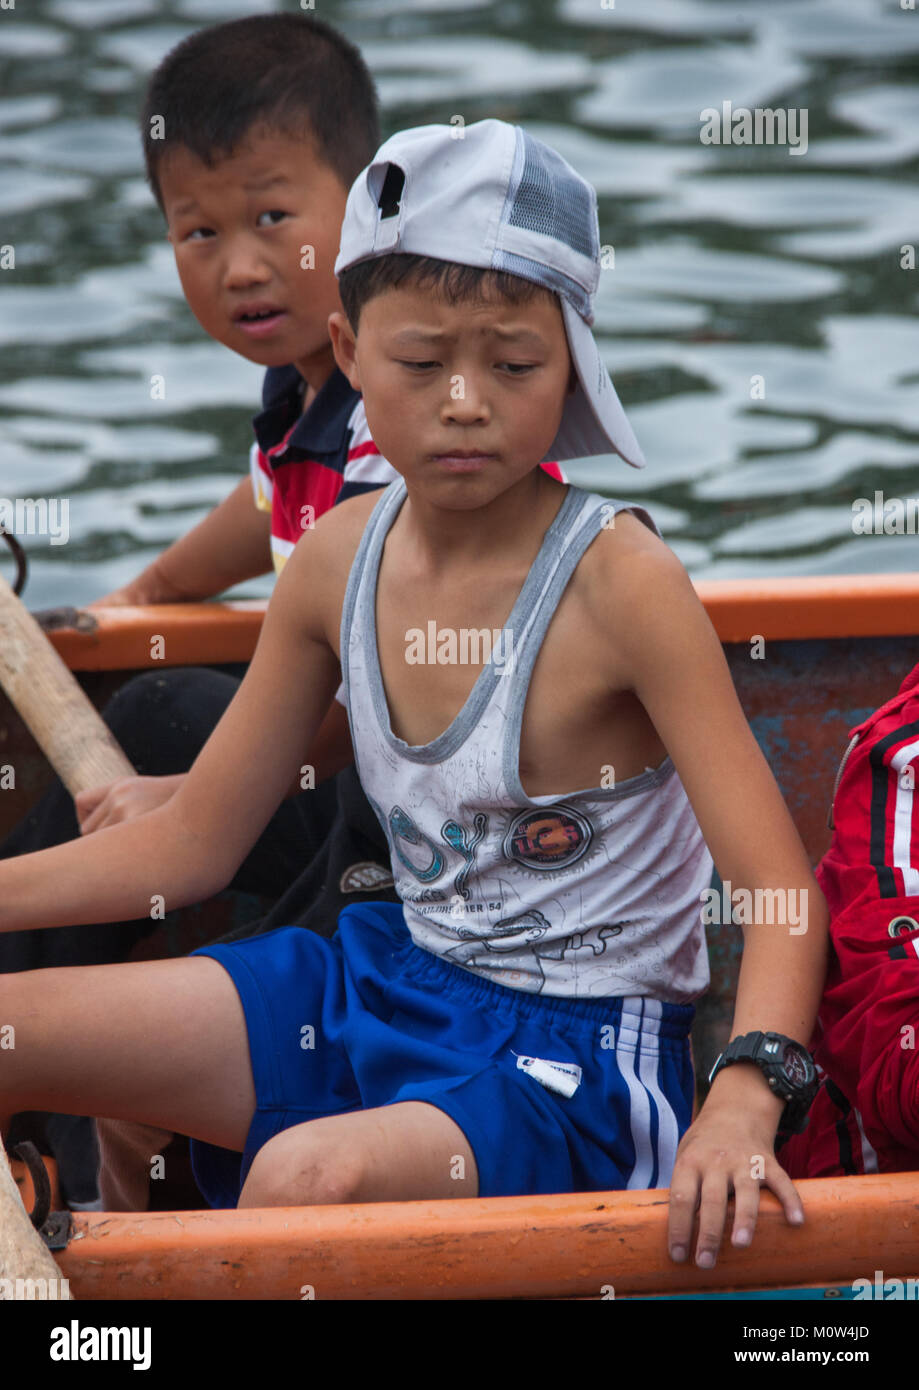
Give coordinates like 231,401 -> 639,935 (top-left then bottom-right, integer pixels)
780,663 -> 919,1178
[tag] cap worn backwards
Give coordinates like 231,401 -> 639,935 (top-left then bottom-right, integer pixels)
335,118 -> 646,470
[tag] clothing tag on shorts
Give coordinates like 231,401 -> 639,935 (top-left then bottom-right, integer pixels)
515,1054 -> 582,1099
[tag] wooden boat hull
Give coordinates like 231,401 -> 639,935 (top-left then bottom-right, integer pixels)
2,573 -> 918,1298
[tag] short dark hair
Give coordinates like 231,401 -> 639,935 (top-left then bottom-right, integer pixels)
338,254 -> 549,330
142,14 -> 379,210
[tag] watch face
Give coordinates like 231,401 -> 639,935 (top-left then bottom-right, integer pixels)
782,1044 -> 810,1088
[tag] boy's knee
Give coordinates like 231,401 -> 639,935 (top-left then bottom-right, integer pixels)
102,670 -> 174,731
238,1127 -> 365,1208
102,668 -> 237,759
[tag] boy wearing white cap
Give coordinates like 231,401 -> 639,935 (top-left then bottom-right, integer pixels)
0,122 -> 826,1271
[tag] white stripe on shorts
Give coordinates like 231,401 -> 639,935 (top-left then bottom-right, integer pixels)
617,998 -> 655,1190
637,999 -> 681,1187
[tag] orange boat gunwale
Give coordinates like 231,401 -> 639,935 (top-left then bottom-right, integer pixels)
54,1173 -> 919,1301
46,571 -> 919,671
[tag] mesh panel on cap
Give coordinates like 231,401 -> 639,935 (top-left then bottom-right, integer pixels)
506,133 -> 596,260
493,250 -> 592,322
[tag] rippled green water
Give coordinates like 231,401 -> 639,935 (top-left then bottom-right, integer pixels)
1,0 -> 917,606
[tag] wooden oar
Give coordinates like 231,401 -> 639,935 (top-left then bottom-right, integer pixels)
0,570 -> 136,1292
0,570 -> 134,797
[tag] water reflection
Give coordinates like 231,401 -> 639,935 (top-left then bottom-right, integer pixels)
0,0 -> 916,605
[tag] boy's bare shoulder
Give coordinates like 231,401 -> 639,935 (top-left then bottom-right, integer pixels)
603,505 -> 671,555
583,504 -> 691,592
285,485 -> 385,575
578,505 -> 708,681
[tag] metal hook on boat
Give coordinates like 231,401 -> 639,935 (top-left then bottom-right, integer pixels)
11,1139 -> 52,1230
0,526 -> 28,597
9,1140 -> 72,1250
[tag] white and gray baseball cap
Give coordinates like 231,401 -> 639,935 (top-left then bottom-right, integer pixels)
335,119 -> 646,469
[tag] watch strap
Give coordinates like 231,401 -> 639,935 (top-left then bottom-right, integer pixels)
708,1031 -> 816,1136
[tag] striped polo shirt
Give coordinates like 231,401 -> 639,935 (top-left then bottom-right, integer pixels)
250,363 -> 567,572
249,364 -> 397,572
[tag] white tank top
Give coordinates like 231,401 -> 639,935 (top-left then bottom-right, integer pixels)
341,480 -> 712,1002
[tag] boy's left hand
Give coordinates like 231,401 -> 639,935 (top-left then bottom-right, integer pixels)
667,1067 -> 804,1268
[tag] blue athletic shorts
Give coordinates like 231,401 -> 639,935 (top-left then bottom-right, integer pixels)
189,902 -> 695,1208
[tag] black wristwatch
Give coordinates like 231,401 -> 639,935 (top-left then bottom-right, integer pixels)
708,1031 -> 818,1137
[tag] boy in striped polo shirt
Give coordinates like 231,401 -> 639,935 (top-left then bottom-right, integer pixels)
0,13 -> 398,1211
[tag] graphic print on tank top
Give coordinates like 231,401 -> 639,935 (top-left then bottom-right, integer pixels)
341,480 -> 713,1002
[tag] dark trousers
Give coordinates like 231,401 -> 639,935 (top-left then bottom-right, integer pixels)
0,667 -> 395,1205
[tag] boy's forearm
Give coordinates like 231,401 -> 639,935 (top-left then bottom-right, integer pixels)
705,880 -> 829,1114
102,478 -> 273,604
0,804 -> 223,934
727,880 -> 829,1044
